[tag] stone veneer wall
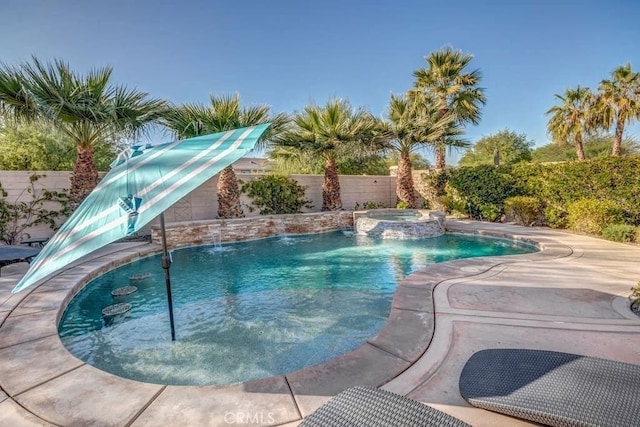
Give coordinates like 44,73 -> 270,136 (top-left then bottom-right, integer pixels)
150,211 -> 354,248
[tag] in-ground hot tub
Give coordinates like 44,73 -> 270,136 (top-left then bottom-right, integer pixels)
354,209 -> 445,239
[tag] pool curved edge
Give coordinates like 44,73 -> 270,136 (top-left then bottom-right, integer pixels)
0,222 -> 573,425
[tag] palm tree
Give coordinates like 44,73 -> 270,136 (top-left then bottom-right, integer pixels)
413,47 -> 486,170
161,94 -> 287,218
271,99 -> 378,211
381,93 -> 456,208
546,86 -> 596,161
596,63 -> 640,156
0,57 -> 167,204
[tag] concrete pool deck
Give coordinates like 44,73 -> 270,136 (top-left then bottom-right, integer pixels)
0,220 -> 639,426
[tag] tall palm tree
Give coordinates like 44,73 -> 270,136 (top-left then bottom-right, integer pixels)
546,86 -> 596,161
0,57 -> 167,204
0,57 -> 166,203
596,63 -> 640,156
413,47 -> 486,170
271,99 -> 378,211
161,94 -> 287,218
381,93 -> 456,208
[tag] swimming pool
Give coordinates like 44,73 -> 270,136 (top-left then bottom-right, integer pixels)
58,231 -> 536,386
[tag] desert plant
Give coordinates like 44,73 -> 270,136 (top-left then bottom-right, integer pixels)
631,282 -> 640,315
543,206 -> 569,229
0,174 -> 70,244
504,196 -> 543,226
240,175 -> 312,215
566,198 -> 625,235
363,201 -> 387,210
601,223 -> 637,243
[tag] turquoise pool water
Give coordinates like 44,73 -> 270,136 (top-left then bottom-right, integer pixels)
59,231 -> 536,385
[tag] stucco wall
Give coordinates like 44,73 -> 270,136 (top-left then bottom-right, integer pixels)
0,171 -> 397,239
0,171 -> 72,239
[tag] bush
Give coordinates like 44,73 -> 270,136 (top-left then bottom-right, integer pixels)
504,196 -> 543,226
240,175 -> 313,215
544,206 -> 568,229
446,165 -> 517,221
420,156 -> 640,229
602,224 -> 637,243
358,201 -> 387,210
512,156 -> 640,225
396,201 -> 410,209
566,199 -> 625,235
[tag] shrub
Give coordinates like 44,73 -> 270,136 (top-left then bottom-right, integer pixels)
602,224 -> 637,243
566,199 -> 625,235
544,206 -> 568,229
504,196 -> 543,226
396,201 -> 410,209
631,282 -> 640,315
363,201 -> 387,209
240,175 -> 312,215
446,165 -> 517,221
512,156 -> 640,225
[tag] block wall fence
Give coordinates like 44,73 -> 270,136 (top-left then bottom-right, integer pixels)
0,171 -> 408,238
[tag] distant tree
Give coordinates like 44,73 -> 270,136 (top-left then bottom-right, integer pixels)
596,63 -> 640,156
268,146 -> 325,175
546,86 -> 597,160
386,152 -> 431,170
459,129 -> 533,166
0,121 -> 117,171
531,134 -> 640,162
268,146 -> 391,176
413,47 -> 486,170
0,57 -> 167,203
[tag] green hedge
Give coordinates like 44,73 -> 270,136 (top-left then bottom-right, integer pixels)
602,223 -> 638,243
566,199 -> 625,235
503,196 -> 543,226
427,155 -> 640,232
445,165 -> 517,221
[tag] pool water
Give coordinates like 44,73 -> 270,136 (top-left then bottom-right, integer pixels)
59,231 -> 536,385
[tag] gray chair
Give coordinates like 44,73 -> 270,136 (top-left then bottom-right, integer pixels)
300,386 -> 470,427
459,348 -> 640,427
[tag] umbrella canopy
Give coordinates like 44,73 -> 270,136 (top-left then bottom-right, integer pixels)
13,124 -> 270,293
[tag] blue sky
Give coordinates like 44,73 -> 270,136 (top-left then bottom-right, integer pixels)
2,0 -> 639,163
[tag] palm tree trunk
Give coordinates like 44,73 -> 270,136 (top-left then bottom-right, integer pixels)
322,157 -> 342,211
396,152 -> 416,208
435,143 -> 446,170
612,117 -> 624,156
217,165 -> 244,218
434,102 -> 449,171
70,146 -> 99,205
574,133 -> 586,161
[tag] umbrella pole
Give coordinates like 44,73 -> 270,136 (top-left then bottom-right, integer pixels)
160,213 -> 176,341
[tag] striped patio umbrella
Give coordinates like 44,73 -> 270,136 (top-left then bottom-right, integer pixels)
12,124 -> 270,294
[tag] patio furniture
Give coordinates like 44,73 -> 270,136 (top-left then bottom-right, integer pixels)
20,236 -> 50,248
459,348 -> 640,427
299,386 -> 470,427
0,245 -> 40,276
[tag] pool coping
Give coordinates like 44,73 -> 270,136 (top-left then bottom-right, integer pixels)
0,222 -> 577,426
